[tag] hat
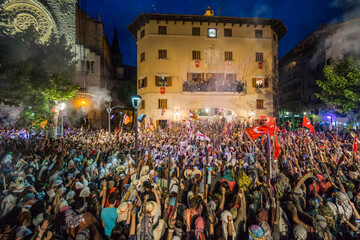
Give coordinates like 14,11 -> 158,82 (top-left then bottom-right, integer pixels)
56,187 -> 67,197
79,187 -> 90,198
119,174 -> 126,180
145,201 -> 159,217
66,191 -> 75,201
117,202 -> 130,222
52,180 -> 63,188
141,166 -> 150,176
116,165 -> 126,173
293,224 -> 307,240
60,200 -> 69,210
21,193 -> 35,205
75,228 -> 90,240
184,169 -> 193,179
140,176 -> 150,185
75,182 -> 84,190
189,195 -> 198,208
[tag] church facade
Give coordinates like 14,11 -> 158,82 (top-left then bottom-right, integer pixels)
1,0 -> 116,128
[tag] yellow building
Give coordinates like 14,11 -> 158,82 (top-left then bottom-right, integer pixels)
128,10 -> 287,128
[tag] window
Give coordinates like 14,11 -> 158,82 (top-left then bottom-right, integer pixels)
140,52 -> 145,62
224,28 -> 232,37
273,33 -> 276,42
140,100 -> 145,109
192,27 -> 200,36
192,50 -> 201,60
81,60 -> 85,72
158,99 -> 167,109
187,73 -> 203,81
252,78 -> 269,88
138,77 -> 147,89
140,29 -> 145,39
86,60 -> 95,73
225,51 -> 233,61
207,28 -> 217,38
256,99 -> 264,109
255,30 -> 263,38
155,76 -> 172,87
256,52 -> 263,62
158,26 -> 167,35
158,49 -> 167,59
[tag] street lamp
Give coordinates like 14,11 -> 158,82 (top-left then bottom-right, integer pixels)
106,104 -> 125,132
59,102 -> 66,137
131,95 -> 142,167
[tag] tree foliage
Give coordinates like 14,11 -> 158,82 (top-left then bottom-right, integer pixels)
316,53 -> 360,119
0,4 -> 78,129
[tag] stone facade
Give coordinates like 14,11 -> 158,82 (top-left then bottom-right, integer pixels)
2,0 -> 116,129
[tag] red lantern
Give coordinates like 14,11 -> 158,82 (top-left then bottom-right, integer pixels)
258,62 -> 263,69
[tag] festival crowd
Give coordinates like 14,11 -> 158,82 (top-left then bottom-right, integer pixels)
0,119 -> 360,240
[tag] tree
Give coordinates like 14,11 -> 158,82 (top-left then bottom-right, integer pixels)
0,4 -> 78,131
316,53 -> 360,123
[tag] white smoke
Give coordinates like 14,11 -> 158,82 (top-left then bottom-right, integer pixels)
87,86 -> 112,105
0,104 -> 23,126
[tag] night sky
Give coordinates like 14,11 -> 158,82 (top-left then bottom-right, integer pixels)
83,0 -> 355,66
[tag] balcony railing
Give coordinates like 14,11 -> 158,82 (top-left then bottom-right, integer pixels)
183,80 -> 246,93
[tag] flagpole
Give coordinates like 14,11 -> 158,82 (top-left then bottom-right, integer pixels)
266,131 -> 272,185
245,131 -> 267,163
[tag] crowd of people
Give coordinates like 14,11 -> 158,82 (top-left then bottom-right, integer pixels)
0,119 -> 359,240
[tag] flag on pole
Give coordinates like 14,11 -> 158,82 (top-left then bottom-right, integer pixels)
260,116 -> 276,126
150,119 -> 156,130
245,125 -> 275,140
196,131 -> 210,141
302,116 -> 315,133
146,123 -> 152,132
123,114 -> 130,125
161,108 -> 166,115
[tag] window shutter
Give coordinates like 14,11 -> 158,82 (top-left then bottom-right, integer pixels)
187,73 -> 191,81
201,73 -> 204,80
144,77 -> 147,87
138,80 -> 140,89
265,78 -> 269,88
155,76 -> 159,86
156,120 -> 159,128
167,77 -> 172,86
252,78 -> 256,88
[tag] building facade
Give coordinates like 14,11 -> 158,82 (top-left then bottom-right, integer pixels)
128,11 -> 286,127
1,0 -> 117,129
279,17 -> 360,128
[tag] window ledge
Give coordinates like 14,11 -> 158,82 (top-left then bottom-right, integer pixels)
158,58 -> 168,60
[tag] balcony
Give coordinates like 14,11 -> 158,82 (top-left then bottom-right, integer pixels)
183,80 -> 246,93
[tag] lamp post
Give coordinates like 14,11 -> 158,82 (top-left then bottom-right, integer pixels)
106,104 -> 125,132
131,95 -> 142,167
59,103 -> 65,137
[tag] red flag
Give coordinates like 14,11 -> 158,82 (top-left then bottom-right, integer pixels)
260,116 -> 276,126
274,135 -> 280,160
354,137 -> 358,154
280,129 -> 286,133
226,122 -> 231,135
252,118 -> 255,127
246,125 -> 275,140
302,116 -> 315,133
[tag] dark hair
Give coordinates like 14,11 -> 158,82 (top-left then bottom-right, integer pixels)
108,193 -> 117,204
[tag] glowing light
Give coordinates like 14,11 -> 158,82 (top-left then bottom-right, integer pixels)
327,116 -> 331,119
174,110 -> 180,116
59,103 -> 65,110
286,112 -> 289,115
205,108 -> 209,113
250,110 -> 255,116
303,112 -> 307,115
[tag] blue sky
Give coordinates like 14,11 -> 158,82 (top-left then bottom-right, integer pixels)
83,0 -> 354,66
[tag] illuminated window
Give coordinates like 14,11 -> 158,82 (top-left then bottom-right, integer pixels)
256,52 -> 263,62
140,52 -> 145,62
225,51 -> 233,61
224,28 -> 232,37
255,30 -> 263,38
155,76 -> 172,87
252,78 -> 269,88
158,99 -> 167,109
192,27 -> 200,36
256,99 -> 264,109
158,49 -> 167,59
158,26 -> 167,35
192,50 -> 201,60
207,28 -> 217,38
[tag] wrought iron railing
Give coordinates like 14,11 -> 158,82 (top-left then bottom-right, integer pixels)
183,80 -> 246,93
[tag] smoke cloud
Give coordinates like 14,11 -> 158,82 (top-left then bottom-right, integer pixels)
87,86 -> 112,106
0,104 -> 23,126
